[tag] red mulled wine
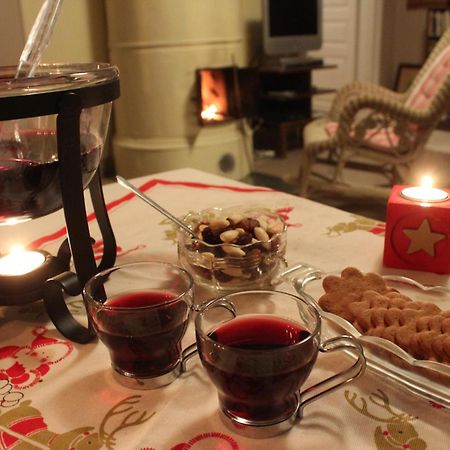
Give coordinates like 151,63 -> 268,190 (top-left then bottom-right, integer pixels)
0,130 -> 102,223
96,291 -> 189,378
202,314 -> 317,422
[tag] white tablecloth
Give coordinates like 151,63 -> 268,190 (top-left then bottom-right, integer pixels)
0,168 -> 448,450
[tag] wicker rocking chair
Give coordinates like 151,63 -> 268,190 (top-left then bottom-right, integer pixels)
297,28 -> 450,200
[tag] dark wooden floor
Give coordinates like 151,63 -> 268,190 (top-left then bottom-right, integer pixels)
246,135 -> 450,222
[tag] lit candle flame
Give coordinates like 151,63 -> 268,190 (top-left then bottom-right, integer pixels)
10,245 -> 24,255
400,175 -> 448,203
421,176 -> 433,190
0,245 -> 45,276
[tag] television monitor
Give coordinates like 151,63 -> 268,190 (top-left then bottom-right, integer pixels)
262,0 -> 323,66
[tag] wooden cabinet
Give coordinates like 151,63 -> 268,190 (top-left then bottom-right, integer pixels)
253,62 -> 335,158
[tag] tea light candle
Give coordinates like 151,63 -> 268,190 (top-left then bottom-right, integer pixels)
400,176 -> 449,203
0,246 -> 46,276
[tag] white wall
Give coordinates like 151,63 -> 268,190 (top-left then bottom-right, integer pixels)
380,0 -> 426,88
0,0 -> 24,66
241,0 -> 262,65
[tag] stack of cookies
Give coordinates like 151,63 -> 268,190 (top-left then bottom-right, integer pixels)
318,267 -> 450,365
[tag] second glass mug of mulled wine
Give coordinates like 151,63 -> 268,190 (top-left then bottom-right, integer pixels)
195,290 -> 366,438
84,261 -> 196,389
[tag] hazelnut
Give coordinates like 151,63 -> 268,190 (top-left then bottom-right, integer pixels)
235,232 -> 253,246
201,227 -> 222,245
236,218 -> 260,232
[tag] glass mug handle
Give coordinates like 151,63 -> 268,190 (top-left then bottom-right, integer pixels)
181,342 -> 198,372
182,299 -> 238,372
297,335 -> 366,416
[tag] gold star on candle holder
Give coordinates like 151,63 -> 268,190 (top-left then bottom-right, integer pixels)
403,219 -> 446,256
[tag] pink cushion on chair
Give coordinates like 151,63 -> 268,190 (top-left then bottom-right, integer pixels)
324,46 -> 450,153
405,45 -> 450,111
325,121 -> 400,152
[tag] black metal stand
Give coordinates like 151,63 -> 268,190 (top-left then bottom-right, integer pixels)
0,66 -> 120,343
44,170 -> 117,342
44,91 -> 119,343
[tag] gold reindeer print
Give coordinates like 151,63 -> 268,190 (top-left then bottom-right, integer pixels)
345,389 -> 427,450
0,395 -> 154,449
161,217 -> 179,243
325,215 -> 385,237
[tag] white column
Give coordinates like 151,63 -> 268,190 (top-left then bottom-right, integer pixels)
105,0 -> 253,179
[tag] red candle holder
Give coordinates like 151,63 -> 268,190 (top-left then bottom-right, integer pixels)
383,185 -> 450,273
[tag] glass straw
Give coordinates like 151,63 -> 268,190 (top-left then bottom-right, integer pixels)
16,0 -> 64,78
0,0 -> 64,150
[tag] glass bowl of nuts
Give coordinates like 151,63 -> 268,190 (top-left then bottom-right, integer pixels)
177,206 -> 287,291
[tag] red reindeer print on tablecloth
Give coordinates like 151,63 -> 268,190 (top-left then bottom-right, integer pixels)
345,389 -> 427,450
275,206 -> 302,228
91,240 -> 146,261
0,327 -> 73,389
170,431 -> 240,450
0,395 -> 153,449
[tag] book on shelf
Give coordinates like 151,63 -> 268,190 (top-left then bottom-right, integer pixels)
427,8 -> 449,38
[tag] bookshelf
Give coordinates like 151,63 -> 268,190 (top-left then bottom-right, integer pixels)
425,7 -> 450,54
407,0 -> 449,8
407,1 -> 450,129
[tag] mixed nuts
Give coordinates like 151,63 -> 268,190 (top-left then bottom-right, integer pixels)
178,207 -> 287,289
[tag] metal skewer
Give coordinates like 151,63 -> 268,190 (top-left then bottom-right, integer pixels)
116,175 -> 197,239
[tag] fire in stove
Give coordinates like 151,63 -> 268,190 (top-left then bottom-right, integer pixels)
196,67 -> 259,126
198,69 -> 229,123
201,103 -> 223,122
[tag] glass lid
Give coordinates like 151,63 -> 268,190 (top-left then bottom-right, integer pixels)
0,63 -> 119,98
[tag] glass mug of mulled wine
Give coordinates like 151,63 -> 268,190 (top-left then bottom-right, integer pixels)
195,290 -> 366,438
84,261 -> 195,389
